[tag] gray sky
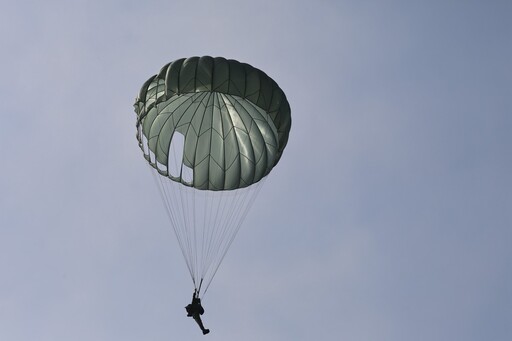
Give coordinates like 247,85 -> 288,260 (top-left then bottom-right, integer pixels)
1,0 -> 511,340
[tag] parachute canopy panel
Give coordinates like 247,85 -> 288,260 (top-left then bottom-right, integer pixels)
134,56 -> 291,190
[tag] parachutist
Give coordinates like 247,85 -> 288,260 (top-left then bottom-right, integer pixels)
185,290 -> 210,335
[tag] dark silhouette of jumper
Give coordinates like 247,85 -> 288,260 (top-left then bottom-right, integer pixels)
185,290 -> 210,335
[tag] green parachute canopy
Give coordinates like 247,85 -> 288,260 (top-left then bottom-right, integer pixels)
134,56 -> 291,295
135,56 -> 291,191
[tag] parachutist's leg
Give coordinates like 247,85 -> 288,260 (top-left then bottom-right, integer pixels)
193,314 -> 210,335
193,314 -> 206,330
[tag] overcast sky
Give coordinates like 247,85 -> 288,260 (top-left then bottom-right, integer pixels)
1,0 -> 511,340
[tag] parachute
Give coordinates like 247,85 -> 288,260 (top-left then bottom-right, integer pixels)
134,56 -> 291,295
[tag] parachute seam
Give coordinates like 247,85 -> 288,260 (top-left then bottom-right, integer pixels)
191,92 -> 212,189
221,94 -> 257,185
219,93 -> 243,188
219,92 -> 227,190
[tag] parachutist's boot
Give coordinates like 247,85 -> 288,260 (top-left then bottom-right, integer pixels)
202,329 -> 210,335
